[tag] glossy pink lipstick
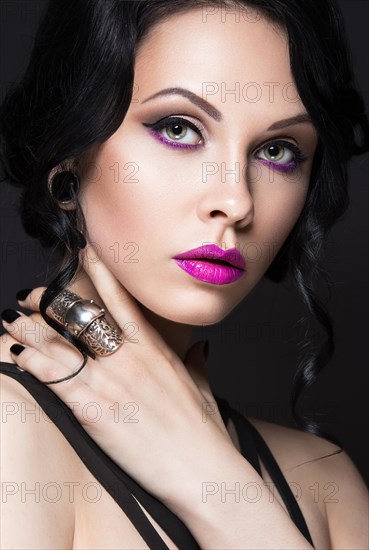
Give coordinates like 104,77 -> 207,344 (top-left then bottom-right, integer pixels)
173,244 -> 246,285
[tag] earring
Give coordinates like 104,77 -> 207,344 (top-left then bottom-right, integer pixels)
48,170 -> 80,204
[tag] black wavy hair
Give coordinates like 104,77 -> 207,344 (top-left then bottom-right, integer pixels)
0,0 -> 368,448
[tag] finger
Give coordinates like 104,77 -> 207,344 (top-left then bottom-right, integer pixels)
80,243 -> 148,334
16,286 -> 47,312
9,343 -> 91,402
2,310 -> 77,361
16,288 -> 57,341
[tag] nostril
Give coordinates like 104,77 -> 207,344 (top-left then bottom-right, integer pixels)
210,210 -> 224,218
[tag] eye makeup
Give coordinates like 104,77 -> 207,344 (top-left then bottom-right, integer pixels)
255,139 -> 308,173
142,116 -> 204,150
142,115 -> 309,172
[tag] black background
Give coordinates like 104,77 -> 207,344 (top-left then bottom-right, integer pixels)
1,1 -> 368,484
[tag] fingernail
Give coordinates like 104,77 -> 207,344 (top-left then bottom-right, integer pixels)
203,339 -> 209,360
1,309 -> 21,323
16,288 -> 33,301
10,344 -> 25,356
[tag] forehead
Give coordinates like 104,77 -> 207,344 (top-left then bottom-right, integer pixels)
134,8 -> 294,104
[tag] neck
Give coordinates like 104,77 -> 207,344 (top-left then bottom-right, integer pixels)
69,268 -> 194,362
137,303 -> 193,362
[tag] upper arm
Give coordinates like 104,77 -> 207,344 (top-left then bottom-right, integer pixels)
0,373 -> 76,548
323,448 -> 369,549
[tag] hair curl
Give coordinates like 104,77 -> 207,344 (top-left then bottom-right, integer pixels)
1,0 -> 368,447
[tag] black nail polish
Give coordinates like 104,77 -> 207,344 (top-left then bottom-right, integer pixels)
10,344 -> 25,356
16,288 -> 32,301
1,309 -> 21,323
203,340 -> 209,360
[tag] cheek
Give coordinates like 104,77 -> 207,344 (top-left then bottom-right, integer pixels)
78,148 -> 176,277
253,179 -> 309,262
79,179 -> 137,262
271,191 -> 307,237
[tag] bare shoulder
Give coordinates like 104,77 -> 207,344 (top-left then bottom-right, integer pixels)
0,330 -> 37,408
0,332 -> 81,474
0,333 -> 78,548
246,415 -> 369,549
245,415 -> 341,471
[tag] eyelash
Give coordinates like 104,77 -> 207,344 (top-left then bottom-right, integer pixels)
142,116 -> 308,173
143,116 -> 204,150
256,140 -> 308,173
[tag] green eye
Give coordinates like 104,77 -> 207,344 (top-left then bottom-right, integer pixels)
264,144 -> 286,161
255,140 -> 308,173
166,123 -> 188,140
143,116 -> 204,148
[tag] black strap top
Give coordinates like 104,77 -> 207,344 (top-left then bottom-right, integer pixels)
0,362 -> 314,549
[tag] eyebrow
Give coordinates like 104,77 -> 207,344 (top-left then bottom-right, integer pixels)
267,113 -> 312,130
141,87 -> 222,121
140,87 -> 312,130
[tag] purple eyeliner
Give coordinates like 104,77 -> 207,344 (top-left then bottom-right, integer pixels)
258,158 -> 298,173
143,117 -> 308,172
147,128 -> 199,150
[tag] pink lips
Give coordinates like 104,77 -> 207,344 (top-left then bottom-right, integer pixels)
173,244 -> 246,285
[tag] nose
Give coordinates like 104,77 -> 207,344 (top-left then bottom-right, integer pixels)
198,160 -> 254,230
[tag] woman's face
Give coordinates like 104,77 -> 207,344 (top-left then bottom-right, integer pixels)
80,8 -> 318,326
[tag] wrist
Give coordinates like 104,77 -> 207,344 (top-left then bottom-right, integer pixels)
160,454 -> 314,550
161,446 -> 262,520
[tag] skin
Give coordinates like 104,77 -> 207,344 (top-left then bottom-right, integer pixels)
1,7 -> 368,550
73,7 -> 318,360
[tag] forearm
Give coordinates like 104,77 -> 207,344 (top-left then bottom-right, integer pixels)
166,451 -> 314,549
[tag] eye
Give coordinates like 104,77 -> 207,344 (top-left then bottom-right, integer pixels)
142,116 -> 204,149
255,140 -> 307,172
259,143 -> 292,163
162,120 -> 201,145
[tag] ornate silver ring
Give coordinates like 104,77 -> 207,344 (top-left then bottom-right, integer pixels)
46,289 -> 123,356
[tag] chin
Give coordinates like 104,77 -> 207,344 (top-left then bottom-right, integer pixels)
135,289 -> 244,326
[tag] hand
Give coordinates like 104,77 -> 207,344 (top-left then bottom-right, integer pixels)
2,244 -> 237,510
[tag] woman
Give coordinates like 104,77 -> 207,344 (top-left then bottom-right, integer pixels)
0,0 -> 368,548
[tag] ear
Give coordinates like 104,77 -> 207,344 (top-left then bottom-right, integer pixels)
48,165 -> 80,211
